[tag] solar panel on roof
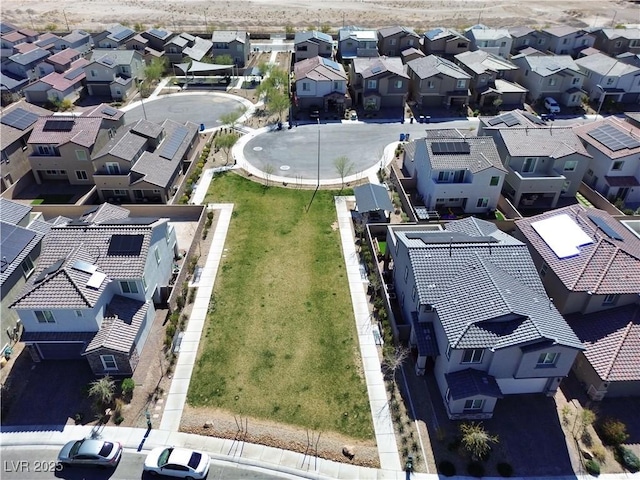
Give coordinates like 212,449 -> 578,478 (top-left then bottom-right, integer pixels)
588,124 -> 640,152
159,127 -> 189,160
72,260 -> 98,274
34,258 -> 65,283
370,65 -> 383,74
86,271 -> 106,289
321,57 -> 341,71
149,29 -> 167,38
501,113 -> 520,127
100,56 -> 115,66
1,108 -> 39,130
101,106 -> 118,116
0,224 -> 36,272
64,68 -> 84,80
587,214 -> 624,241
107,234 -> 144,256
111,29 -> 132,41
431,141 -> 471,155
43,119 -> 74,132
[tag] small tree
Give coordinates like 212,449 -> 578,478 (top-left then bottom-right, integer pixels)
88,376 -> 116,408
266,89 -> 290,122
214,132 -> 238,164
134,22 -> 145,32
144,57 -> 167,85
333,155 -> 354,190
285,24 -> 295,34
381,346 -> 410,389
320,24 -> 332,34
460,422 -> 499,461
219,106 -> 247,130
264,163 -> 275,187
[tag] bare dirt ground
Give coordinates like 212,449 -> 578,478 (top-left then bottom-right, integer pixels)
2,0 -> 639,34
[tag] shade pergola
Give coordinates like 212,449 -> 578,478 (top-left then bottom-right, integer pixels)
174,61 -> 234,75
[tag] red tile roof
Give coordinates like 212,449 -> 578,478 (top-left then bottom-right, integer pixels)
573,116 -> 640,160
2,31 -> 26,43
14,42 -> 37,54
46,47 -> 80,66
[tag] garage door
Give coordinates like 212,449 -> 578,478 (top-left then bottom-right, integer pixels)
497,377 -> 548,395
36,342 -> 86,360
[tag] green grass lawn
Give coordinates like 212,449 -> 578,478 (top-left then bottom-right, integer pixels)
188,173 -> 373,440
30,194 -> 74,205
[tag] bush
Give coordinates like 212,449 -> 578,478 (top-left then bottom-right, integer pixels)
121,378 -> 135,398
585,459 -> 600,476
438,460 -> 456,477
114,415 -> 124,425
497,462 -> 514,477
591,445 -> 606,464
617,446 -> 640,472
467,461 -> 485,478
598,418 -> 629,445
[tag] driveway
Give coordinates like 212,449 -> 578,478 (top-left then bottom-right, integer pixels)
122,93 -> 249,129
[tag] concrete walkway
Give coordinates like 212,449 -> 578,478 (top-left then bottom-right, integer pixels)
159,203 -> 233,431
335,196 -> 402,471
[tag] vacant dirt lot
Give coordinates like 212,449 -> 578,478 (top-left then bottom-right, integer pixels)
2,0 -> 638,34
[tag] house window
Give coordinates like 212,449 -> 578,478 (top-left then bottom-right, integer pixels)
76,170 -> 88,180
614,40 -> 622,48
427,80 -> 435,89
142,276 -> 148,291
537,39 -> 545,45
389,38 -> 397,45
523,157 -> 537,173
404,265 -> 409,283
36,145 -> 53,156
456,79 -> 466,89
120,280 -> 139,294
100,354 -> 118,371
537,352 -> 559,367
75,150 -> 87,161
549,78 -> 557,86
412,286 -> 417,301
561,180 -> 571,193
606,77 -> 614,86
302,82 -> 310,92
438,171 -> 451,182
457,42 -> 467,48
464,399 -> 484,410
572,77 -> 580,85
90,69 -> 97,77
407,39 -> 414,46
75,310 -> 83,317
476,197 -> 489,208
21,256 -> 35,278
106,162 -> 120,174
462,349 -> 483,364
114,189 -> 127,195
35,310 -> 55,323
612,161 -> 624,171
490,176 -> 500,186
297,45 -> 308,52
394,80 -> 403,89
367,79 -> 377,89
562,38 -> 569,45
445,344 -> 451,359
333,81 -> 340,91
540,262 -> 548,277
603,294 -> 619,306
154,246 -> 161,264
500,41 -> 506,47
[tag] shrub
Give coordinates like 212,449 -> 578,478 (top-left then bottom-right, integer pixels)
467,461 -> 485,478
617,446 -> 640,472
438,460 -> 456,477
176,295 -> 185,310
591,445 -> 606,464
114,415 -> 124,425
585,459 -> 600,476
497,462 -> 514,477
121,378 -> 135,398
598,418 -> 629,445
460,422 -> 498,461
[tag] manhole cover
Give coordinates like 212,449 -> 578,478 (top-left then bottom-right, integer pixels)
253,146 -> 263,151
280,165 -> 290,171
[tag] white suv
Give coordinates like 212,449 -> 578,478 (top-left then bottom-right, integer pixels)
543,97 -> 561,114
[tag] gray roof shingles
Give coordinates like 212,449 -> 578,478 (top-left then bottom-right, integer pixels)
498,127 -> 591,159
445,368 -> 504,400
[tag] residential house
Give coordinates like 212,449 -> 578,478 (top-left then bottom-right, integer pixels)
91,118 -> 198,203
400,48 -> 425,64
35,33 -> 60,52
294,31 -> 333,62
454,50 -> 526,107
406,55 -> 471,108
511,54 -> 586,107
464,24 -> 512,58
140,28 -> 174,53
85,49 -> 145,100
125,34 -> 148,53
94,24 -> 136,49
0,199 -> 53,344
486,127 -> 591,209
43,48 -> 83,74
513,206 -> 640,400
385,218 -> 583,419
0,72 -> 29,105
211,30 -> 250,67
164,33 -> 197,64
294,56 -> 349,111
422,28 -> 470,58
575,53 -> 640,104
402,130 -> 506,213
1,30 -> 29,59
377,26 -> 420,57
23,58 -> 88,105
59,30 -> 93,55
477,110 -> 548,137
0,101 -> 50,194
591,28 -> 640,57
27,112 -> 123,185
541,26 -> 594,57
10,203 -> 179,376
573,116 -> 640,206
349,56 -> 408,110
4,48 -> 50,82
508,27 -> 548,55
182,36 -> 213,63
338,27 -> 379,61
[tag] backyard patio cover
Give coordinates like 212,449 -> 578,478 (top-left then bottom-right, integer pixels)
354,183 -> 394,213
175,61 -> 233,74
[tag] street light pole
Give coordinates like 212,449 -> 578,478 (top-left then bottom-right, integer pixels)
306,118 -> 321,212
595,84 -> 605,122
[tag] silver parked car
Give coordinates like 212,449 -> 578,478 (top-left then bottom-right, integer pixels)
57,438 -> 122,468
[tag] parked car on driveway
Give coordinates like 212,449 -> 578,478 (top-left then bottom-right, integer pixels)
544,97 -> 561,114
309,105 -> 320,119
144,447 -> 210,479
57,438 -> 122,468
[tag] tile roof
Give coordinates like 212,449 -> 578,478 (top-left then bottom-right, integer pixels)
543,26 -> 580,38
378,26 -> 419,39
508,26 -> 535,38
63,30 -> 91,43
82,103 -> 125,121
2,31 -> 26,43
466,24 -> 511,41
394,218 -> 583,350
14,42 -> 38,54
338,28 -> 377,42
8,47 -> 49,66
28,116 -> 104,148
521,55 -> 581,76
211,30 -> 248,44
575,53 -> 640,77
183,37 -> 212,61
46,47 -> 81,66
95,128 -> 147,161
424,27 -> 467,42
566,305 -> 640,382
515,205 -> 640,295
84,295 -> 149,354
294,30 -> 332,45
0,198 -> 31,225
90,49 -> 138,66
597,28 -> 640,41
295,56 -> 347,82
498,127 -> 591,159
0,100 -> 50,147
353,56 -> 408,79
445,368 -> 503,400
573,116 -> 640,160
39,61 -> 87,91
407,55 -> 471,80
0,216 -> 48,288
35,33 -> 59,48
455,50 -> 518,75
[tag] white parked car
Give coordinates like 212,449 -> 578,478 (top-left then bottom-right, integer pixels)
144,447 -> 210,479
543,97 -> 561,114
